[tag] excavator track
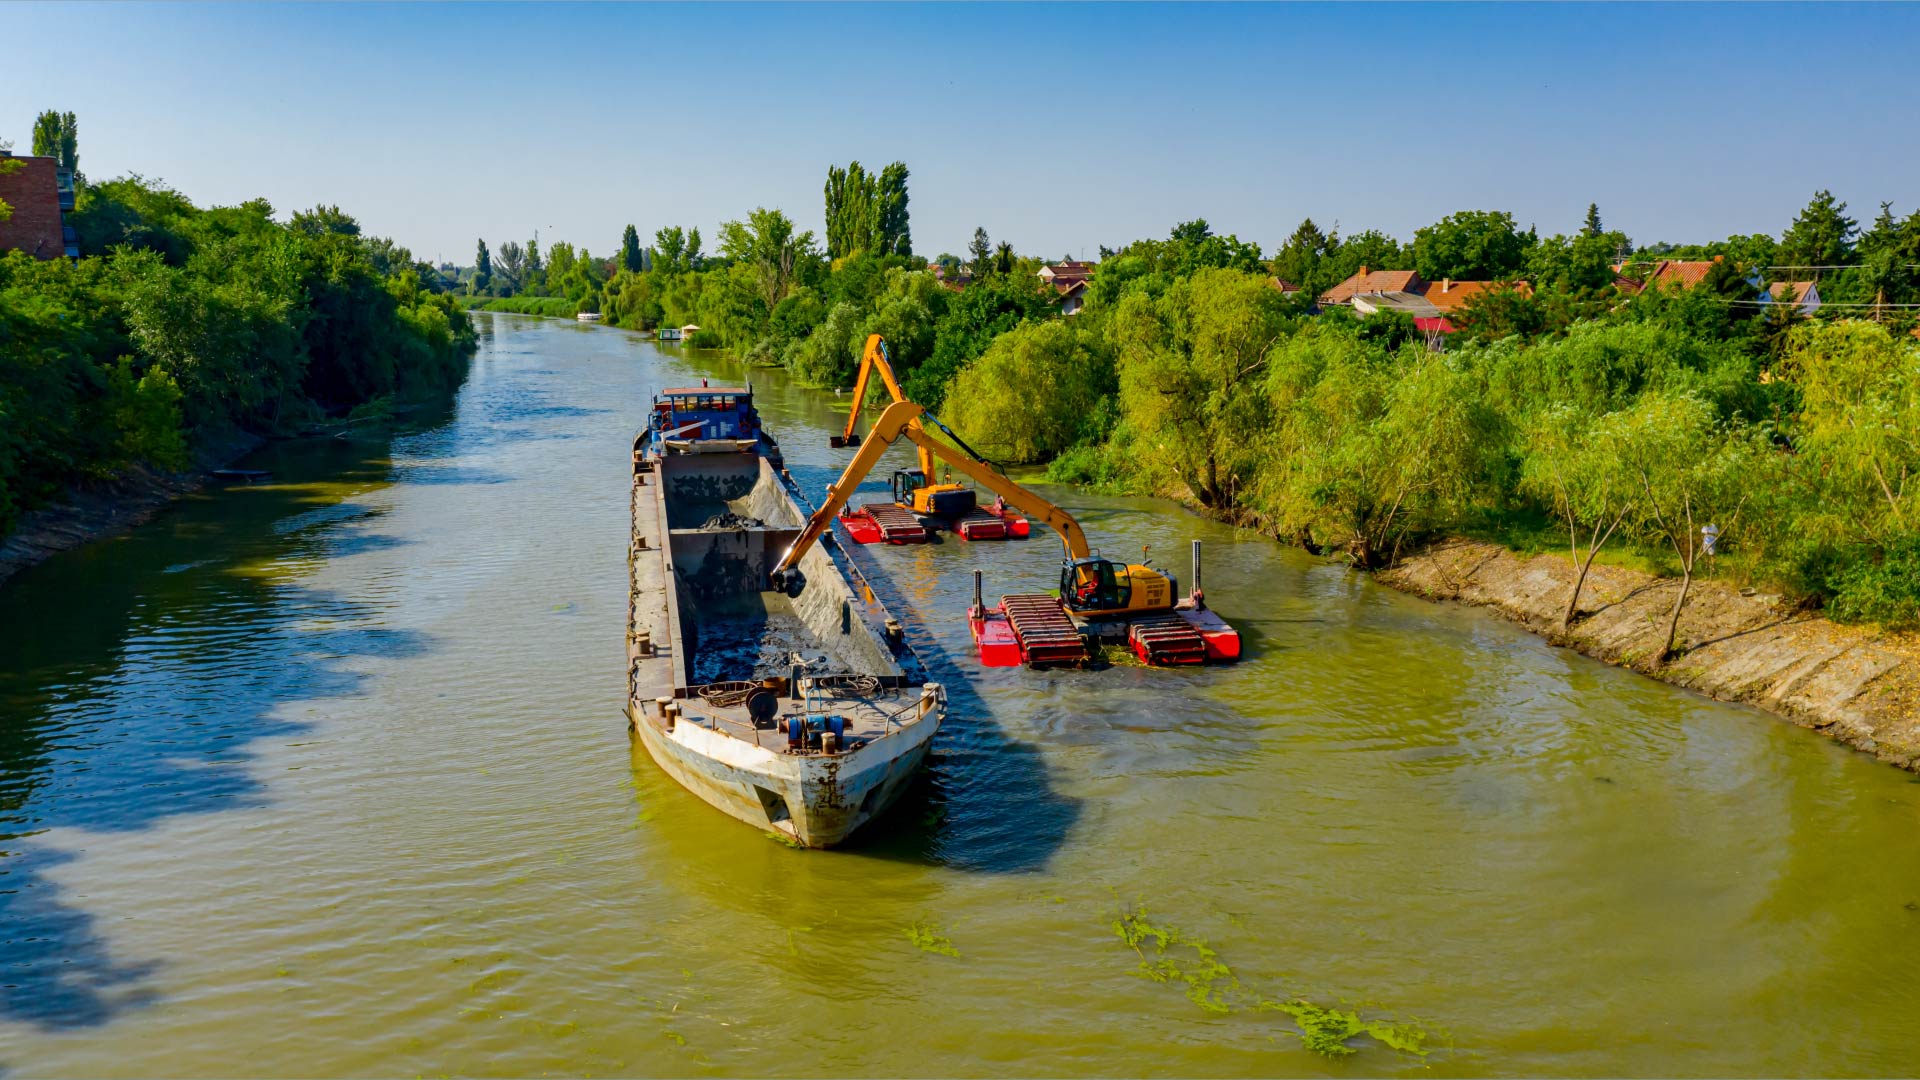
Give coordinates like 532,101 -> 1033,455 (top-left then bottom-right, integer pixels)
1126,614 -> 1208,666
952,511 -> 1009,540
855,503 -> 929,543
1000,594 -> 1088,665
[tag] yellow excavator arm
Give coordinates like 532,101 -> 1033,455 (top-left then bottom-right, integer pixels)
836,334 -> 940,483
771,400 -> 1091,593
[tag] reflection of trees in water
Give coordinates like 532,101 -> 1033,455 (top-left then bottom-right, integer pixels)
0,448 -> 433,1031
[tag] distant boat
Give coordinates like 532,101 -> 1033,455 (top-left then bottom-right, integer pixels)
576,311 -> 602,323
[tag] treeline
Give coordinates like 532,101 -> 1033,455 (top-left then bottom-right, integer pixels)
936,209 -> 1920,640
457,168 -> 1919,637
1,125 -> 475,534
469,160 -> 1063,402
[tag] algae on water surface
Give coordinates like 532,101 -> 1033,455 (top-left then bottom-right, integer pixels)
1112,902 -> 1433,1059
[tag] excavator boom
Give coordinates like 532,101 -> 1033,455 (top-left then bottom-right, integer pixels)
772,400 -> 1091,592
837,335 -> 938,481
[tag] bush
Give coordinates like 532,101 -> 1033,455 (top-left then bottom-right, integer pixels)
1822,536 -> 1920,629
943,319 -> 1114,463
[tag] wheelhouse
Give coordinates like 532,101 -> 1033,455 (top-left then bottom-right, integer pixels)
648,387 -> 759,449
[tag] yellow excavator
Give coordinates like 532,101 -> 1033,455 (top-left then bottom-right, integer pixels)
830,335 -> 978,520
773,400 -> 1174,618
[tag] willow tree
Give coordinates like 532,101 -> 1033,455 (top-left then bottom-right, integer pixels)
1261,328 -> 1498,566
1599,392 -> 1764,662
945,319 -> 1113,464
1520,404 -> 1635,630
1112,267 -> 1292,510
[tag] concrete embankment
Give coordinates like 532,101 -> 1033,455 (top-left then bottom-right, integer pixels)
1379,540 -> 1920,770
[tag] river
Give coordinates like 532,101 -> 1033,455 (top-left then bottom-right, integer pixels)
4,312 -> 1920,1076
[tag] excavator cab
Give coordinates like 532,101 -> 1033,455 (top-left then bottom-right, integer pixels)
1062,558 -> 1127,613
891,468 -> 977,518
1061,556 -> 1177,617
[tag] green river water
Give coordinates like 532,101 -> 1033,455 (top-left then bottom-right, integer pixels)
4,313 -> 1920,1076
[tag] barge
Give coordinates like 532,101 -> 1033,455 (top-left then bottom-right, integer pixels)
625,386 -> 944,848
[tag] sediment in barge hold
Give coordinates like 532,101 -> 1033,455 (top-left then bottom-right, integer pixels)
625,385 -> 943,848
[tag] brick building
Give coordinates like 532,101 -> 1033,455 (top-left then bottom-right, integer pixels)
0,152 -> 77,259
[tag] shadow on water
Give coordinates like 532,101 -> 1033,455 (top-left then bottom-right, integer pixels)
830,542 -> 1081,874
0,443 -> 433,1031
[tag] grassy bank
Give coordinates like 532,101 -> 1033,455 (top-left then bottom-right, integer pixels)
460,295 -> 581,318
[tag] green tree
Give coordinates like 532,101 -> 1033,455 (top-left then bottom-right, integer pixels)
472,239 -> 492,295
1112,267 -> 1293,508
1601,392 -> 1763,661
1260,328 -> 1498,565
494,240 -> 525,295
786,300 -> 864,387
876,161 -> 911,256
1270,217 -> 1336,293
655,226 -> 687,274
1412,210 -> 1533,281
968,227 -> 992,279
994,241 -> 1015,276
1777,321 -> 1918,541
621,224 -> 644,273
291,205 -> 360,236
945,319 -> 1115,463
719,207 -> 817,321
31,110 -> 78,177
904,272 -> 1058,406
1778,189 -> 1858,269
1582,203 -> 1604,238
1520,405 -> 1637,630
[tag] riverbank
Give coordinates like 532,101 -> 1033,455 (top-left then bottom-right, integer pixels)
1379,539 -> 1920,770
0,430 -> 262,588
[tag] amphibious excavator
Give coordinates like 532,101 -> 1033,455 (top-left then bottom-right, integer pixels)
770,399 -> 1240,668
828,334 -> 1028,543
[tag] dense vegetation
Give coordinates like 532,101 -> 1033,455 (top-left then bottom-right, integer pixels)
1,120 -> 475,535
1016,208 -> 1920,645
477,170 -> 1917,641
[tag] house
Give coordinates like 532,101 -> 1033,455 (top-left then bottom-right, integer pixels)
1350,291 -> 1442,320
1422,278 -> 1533,316
0,151 -> 77,259
929,263 -> 972,292
1269,278 -> 1304,296
1766,280 -> 1822,315
1055,278 -> 1087,316
1037,260 -> 1094,285
1037,260 -> 1094,315
1613,256 -> 1761,295
1317,266 -> 1425,307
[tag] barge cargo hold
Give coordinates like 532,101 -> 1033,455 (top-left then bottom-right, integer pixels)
625,387 -> 943,848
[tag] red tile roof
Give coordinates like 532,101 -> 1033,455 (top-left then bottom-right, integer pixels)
1612,256 -> 1724,292
1319,266 -> 1424,305
1768,280 -> 1816,301
1423,279 -> 1533,314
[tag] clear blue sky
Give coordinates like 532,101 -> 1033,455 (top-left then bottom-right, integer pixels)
5,2 -> 1915,265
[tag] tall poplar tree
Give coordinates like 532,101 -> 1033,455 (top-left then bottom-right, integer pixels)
621,224 -> 644,273
472,239 -> 492,295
